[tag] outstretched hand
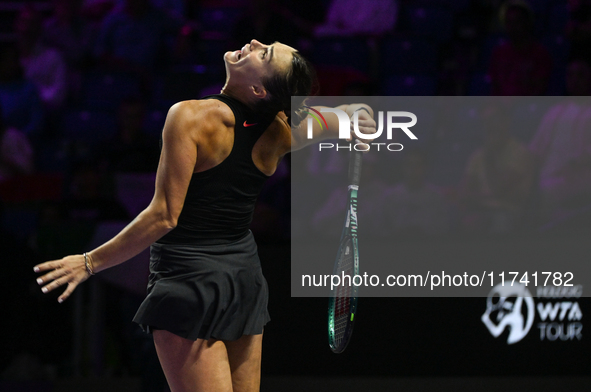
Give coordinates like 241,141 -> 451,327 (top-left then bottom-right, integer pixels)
34,255 -> 91,303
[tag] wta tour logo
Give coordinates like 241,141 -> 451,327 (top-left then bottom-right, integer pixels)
481,283 -> 535,344
482,283 -> 583,344
304,106 -> 418,152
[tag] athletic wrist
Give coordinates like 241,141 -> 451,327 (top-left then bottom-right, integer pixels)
346,104 -> 373,118
84,252 -> 96,276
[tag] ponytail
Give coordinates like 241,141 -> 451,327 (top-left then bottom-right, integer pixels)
284,101 -> 308,128
253,51 -> 317,127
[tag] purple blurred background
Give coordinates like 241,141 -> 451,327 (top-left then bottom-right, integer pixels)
1,1 -> 590,391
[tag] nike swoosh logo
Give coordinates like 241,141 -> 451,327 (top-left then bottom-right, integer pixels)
243,121 -> 258,127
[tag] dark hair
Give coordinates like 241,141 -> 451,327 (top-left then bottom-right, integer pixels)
252,51 -> 317,127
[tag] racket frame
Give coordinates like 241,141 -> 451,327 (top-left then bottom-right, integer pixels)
328,149 -> 362,353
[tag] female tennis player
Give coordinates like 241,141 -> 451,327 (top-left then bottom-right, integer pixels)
34,39 -> 375,392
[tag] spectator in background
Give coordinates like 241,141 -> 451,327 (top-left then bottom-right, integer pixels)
80,0 -> 116,35
232,0 -> 306,49
110,0 -> 186,19
15,5 -> 68,111
314,67 -> 371,96
0,43 -> 44,141
343,80 -> 374,96
0,104 -> 34,181
529,58 -> 591,222
385,150 -> 449,236
314,0 -> 398,37
151,0 -> 186,24
566,56 -> 591,95
489,0 -> 552,95
83,0 -> 115,14
99,96 -> 160,173
43,0 -> 95,100
63,161 -> 129,222
39,161 -> 128,227
94,0 -> 180,77
566,0 -> 591,60
460,105 -> 535,233
34,161 -> 128,261
43,0 -> 93,70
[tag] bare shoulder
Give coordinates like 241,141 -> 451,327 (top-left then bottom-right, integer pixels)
166,99 -> 235,139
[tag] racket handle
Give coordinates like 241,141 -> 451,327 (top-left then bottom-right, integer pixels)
348,149 -> 363,187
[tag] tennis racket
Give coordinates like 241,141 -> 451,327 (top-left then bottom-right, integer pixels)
328,147 -> 362,353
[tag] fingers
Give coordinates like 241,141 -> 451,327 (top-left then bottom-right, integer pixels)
352,117 -> 376,133
348,120 -> 377,141
355,126 -> 376,136
42,279 -> 77,303
58,282 -> 78,303
36,265 -> 73,288
39,270 -> 73,294
351,127 -> 377,143
349,107 -> 376,147
33,259 -> 63,273
354,110 -> 375,121
356,119 -> 376,131
34,256 -> 86,303
39,270 -> 81,303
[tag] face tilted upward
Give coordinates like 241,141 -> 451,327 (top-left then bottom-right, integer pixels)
223,39 -> 296,96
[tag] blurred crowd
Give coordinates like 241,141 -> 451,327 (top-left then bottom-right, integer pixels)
1,0 -> 591,387
0,0 -> 590,242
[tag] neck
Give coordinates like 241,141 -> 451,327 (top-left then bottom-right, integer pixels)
220,85 -> 255,109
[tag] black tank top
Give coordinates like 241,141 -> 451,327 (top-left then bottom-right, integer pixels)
157,94 -> 276,245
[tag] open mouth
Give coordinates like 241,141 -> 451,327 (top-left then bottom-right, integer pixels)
236,44 -> 249,61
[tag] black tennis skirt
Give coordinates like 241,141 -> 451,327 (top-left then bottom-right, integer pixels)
132,231 -> 270,341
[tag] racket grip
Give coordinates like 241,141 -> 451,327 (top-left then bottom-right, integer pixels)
348,149 -> 363,187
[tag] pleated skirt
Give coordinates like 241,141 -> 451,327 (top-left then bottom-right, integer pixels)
133,231 -> 270,341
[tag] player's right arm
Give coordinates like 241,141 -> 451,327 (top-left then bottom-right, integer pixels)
87,101 -> 202,270
33,100 -> 224,302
